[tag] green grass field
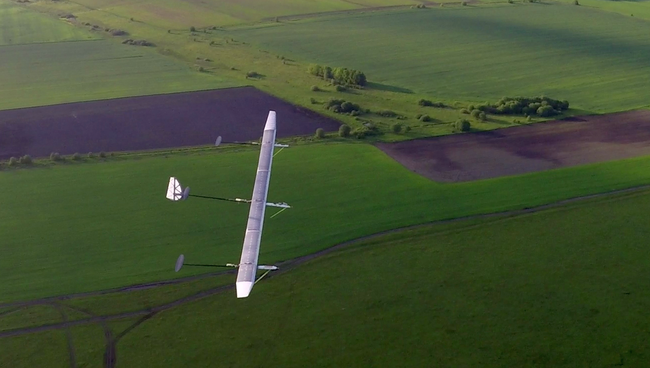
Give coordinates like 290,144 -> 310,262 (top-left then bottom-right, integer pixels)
0,39 -> 241,111
114,188 -> 650,367
232,4 -> 650,113
0,0 -> 95,45
4,187 -> 650,367
3,143 -> 650,303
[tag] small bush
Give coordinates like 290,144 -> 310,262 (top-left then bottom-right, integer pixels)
339,124 -> 351,137
470,109 -> 481,119
87,152 -> 95,158
574,0 -> 579,5
309,97 -> 318,104
315,128 -> 326,139
418,99 -> 445,108
478,112 -> 487,121
391,123 -> 403,134
455,119 -> 471,132
335,85 -> 346,92
190,26 -> 196,32
377,110 -> 398,117
461,1 -> 468,6
246,71 -> 261,78
526,115 -> 532,123
72,153 -> 81,161
19,155 -> 32,165
50,152 -> 61,161
310,85 -> 320,92
460,108 -> 470,114
8,157 -> 17,166
419,114 -> 432,122
99,152 -> 106,158
351,127 -> 367,139
404,125 -> 412,133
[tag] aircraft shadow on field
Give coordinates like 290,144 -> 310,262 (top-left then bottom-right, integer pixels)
366,82 -> 413,94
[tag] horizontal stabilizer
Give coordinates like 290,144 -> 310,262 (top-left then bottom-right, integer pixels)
266,201 -> 291,209
166,177 -> 190,201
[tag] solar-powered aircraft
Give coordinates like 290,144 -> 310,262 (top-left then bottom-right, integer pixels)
165,111 -> 290,298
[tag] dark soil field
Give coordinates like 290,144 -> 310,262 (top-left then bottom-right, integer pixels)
376,110 -> 650,182
0,87 -> 341,159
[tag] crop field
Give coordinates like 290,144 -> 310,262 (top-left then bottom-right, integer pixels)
0,39 -> 241,111
0,1 -> 95,45
2,188 -> 650,367
29,0 -> 419,29
3,143 -> 650,303
377,110 -> 650,182
0,87 -> 341,159
232,4 -> 650,113
557,0 -> 650,22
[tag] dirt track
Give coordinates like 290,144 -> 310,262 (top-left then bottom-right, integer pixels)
376,110 -> 650,182
0,86 -> 341,159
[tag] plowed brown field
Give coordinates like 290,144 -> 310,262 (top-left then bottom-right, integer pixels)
376,110 -> 650,182
0,87 -> 341,159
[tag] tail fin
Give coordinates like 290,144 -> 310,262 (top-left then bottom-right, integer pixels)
166,177 -> 190,201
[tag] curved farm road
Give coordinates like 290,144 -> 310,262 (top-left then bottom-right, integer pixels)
1,183 -> 650,367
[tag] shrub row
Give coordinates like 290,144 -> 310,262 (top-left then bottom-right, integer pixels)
324,98 -> 365,116
469,96 -> 569,117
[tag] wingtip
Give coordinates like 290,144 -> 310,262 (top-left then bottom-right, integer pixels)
236,281 -> 254,298
264,111 -> 276,131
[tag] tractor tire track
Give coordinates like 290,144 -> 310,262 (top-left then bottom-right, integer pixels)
53,303 -> 77,368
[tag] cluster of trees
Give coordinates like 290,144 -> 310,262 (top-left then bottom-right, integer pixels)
6,155 -> 32,166
418,99 -> 446,108
468,96 -> 569,117
325,98 -> 364,116
122,39 -> 153,46
308,64 -> 367,87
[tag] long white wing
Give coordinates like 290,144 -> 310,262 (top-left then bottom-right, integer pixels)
235,111 -> 277,298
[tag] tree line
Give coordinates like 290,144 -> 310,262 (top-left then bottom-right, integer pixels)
308,64 -> 367,87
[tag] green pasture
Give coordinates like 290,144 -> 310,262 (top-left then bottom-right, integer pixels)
0,39 -> 241,111
115,188 -> 650,367
4,188 -> 650,367
0,0 -> 95,46
232,4 -> 650,113
2,143 -> 650,303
